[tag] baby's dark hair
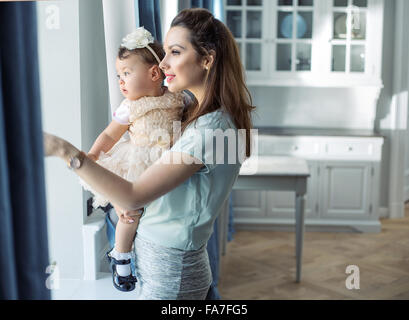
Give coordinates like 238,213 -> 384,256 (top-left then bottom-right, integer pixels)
118,41 -> 166,81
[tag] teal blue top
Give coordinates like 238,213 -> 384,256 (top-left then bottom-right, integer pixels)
137,109 -> 243,251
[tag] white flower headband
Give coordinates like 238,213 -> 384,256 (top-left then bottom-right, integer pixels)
121,27 -> 161,64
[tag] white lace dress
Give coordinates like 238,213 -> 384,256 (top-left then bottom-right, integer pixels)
80,88 -> 184,208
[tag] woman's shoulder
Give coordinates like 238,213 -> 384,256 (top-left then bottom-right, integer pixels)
192,109 -> 235,131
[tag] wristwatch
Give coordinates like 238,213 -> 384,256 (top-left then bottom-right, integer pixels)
68,151 -> 87,170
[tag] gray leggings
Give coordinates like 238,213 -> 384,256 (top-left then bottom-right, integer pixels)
132,234 -> 212,300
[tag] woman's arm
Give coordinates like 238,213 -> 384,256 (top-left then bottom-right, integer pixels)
44,133 -> 203,211
88,120 -> 129,161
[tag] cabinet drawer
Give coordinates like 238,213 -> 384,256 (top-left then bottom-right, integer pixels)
260,139 -> 320,156
325,141 -> 373,157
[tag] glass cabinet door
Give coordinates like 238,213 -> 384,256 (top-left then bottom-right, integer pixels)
275,0 -> 314,72
224,0 -> 381,85
225,0 -> 264,73
331,0 -> 368,73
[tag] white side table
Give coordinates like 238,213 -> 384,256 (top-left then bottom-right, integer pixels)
220,156 -> 310,283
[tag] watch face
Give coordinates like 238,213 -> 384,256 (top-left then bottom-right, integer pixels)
70,157 -> 81,169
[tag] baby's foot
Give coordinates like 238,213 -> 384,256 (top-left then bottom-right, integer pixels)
106,249 -> 137,292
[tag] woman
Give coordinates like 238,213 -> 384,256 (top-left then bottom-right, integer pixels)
44,8 -> 255,299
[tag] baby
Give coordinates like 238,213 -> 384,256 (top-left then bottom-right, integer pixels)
80,27 -> 184,292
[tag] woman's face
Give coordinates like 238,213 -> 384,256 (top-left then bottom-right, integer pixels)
115,54 -> 152,100
159,26 -> 206,93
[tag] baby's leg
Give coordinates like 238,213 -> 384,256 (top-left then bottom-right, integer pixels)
107,216 -> 140,290
109,217 -> 140,281
115,217 -> 140,253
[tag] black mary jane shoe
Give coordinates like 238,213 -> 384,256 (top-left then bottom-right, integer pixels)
106,250 -> 137,292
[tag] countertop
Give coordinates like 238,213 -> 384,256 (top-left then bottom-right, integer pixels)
255,127 -> 385,138
240,156 -> 310,176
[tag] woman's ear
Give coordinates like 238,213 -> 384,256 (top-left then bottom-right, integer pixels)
150,65 -> 162,82
203,50 -> 216,71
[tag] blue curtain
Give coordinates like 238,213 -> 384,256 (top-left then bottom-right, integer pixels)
191,0 -> 214,11
0,2 -> 50,299
190,0 -> 224,20
136,0 -> 162,42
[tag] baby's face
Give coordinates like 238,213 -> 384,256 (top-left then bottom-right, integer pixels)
115,55 -> 152,100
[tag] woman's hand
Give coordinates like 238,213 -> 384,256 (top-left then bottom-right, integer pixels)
113,203 -> 144,224
43,132 -> 64,157
43,132 -> 80,164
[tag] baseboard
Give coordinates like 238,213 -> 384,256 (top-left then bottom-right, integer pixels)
234,218 -> 382,233
379,206 -> 389,219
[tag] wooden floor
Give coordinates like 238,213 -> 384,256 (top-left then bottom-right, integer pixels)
219,203 -> 409,300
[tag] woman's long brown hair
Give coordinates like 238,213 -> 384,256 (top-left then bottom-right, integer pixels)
171,8 -> 256,157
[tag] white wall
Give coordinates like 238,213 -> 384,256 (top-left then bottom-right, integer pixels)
380,0 -> 409,217
79,0 -> 110,163
160,0 -> 178,38
250,86 -> 377,129
376,0 -> 396,211
38,0 -> 109,279
102,0 -> 136,115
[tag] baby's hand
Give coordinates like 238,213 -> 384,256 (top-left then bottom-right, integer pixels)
113,204 -> 144,224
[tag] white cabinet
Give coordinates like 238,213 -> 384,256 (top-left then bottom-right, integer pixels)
232,190 -> 267,218
320,161 -> 374,220
233,134 -> 384,232
224,0 -> 384,88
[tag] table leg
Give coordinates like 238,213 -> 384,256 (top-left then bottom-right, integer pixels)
295,193 -> 306,283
